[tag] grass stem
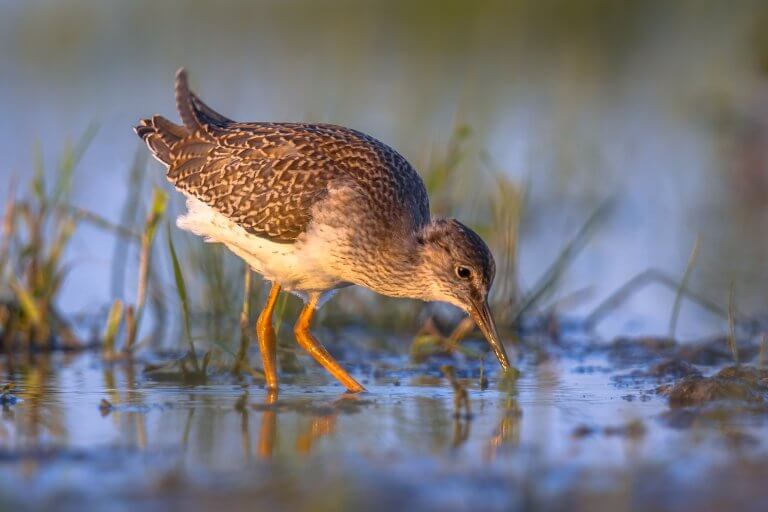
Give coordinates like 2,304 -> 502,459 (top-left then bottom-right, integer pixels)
727,283 -> 739,365
668,235 -> 700,339
167,224 -> 200,372
233,264 -> 252,375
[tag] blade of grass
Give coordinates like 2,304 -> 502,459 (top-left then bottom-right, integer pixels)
511,199 -> 613,324
727,282 -> 739,365
0,305 -> 10,350
167,223 -> 199,371
190,242 -> 240,344
423,122 -> 472,212
52,123 -> 98,206
31,140 -> 45,205
41,218 -> 76,304
112,148 -> 148,298
127,188 -> 167,350
233,264 -> 252,374
102,299 -> 124,356
124,305 -> 136,352
668,235 -> 701,339
65,205 -> 139,240
201,349 -> 213,374
487,169 -> 526,311
8,275 -> 42,327
586,268 -> 749,328
0,180 -> 18,279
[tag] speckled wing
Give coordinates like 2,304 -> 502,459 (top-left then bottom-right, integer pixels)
136,69 -> 430,244
166,124 -> 343,242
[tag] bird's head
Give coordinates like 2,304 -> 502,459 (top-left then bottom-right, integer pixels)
414,218 -> 511,370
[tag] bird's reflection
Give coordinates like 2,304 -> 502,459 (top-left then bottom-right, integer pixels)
484,397 -> 522,461
236,389 -> 344,461
257,389 -> 278,459
296,414 -> 336,455
442,365 -> 472,450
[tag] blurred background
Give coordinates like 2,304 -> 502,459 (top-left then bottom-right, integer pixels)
1,0 -> 767,342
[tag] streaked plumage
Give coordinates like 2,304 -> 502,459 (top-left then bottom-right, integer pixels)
135,69 -> 510,392
137,70 -> 428,244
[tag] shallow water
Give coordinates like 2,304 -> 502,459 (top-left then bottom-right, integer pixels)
2,343 -> 766,512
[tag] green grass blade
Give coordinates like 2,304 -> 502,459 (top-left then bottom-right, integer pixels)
0,183 -> 18,279
102,299 -> 124,355
727,283 -> 739,365
8,276 -> 42,327
53,122 -> 99,205
234,264 -> 252,374
32,140 -> 45,204
167,223 -> 199,371
511,199 -> 613,324
129,188 -> 167,349
668,235 -> 700,339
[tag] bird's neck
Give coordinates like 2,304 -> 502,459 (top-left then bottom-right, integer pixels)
349,228 -> 435,301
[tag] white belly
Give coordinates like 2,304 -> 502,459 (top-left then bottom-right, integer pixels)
176,196 -> 346,295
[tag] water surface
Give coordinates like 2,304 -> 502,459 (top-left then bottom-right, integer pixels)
2,345 -> 766,511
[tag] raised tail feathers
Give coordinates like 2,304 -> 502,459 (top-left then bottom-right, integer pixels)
174,68 -> 232,132
134,115 -> 186,165
136,68 -> 232,165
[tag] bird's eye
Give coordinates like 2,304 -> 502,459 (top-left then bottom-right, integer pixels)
455,266 -> 472,280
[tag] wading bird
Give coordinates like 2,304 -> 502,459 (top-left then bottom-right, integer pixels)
135,69 -> 510,392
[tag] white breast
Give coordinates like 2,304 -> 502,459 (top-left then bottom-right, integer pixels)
176,196 -> 347,296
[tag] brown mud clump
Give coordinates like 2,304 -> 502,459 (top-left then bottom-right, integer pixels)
657,366 -> 768,407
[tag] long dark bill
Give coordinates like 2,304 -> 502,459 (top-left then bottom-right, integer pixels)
470,300 -> 511,370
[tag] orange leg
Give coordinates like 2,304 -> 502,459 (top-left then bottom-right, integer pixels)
257,282 -> 282,390
294,294 -> 366,393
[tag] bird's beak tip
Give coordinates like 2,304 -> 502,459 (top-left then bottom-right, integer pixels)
469,300 -> 511,370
